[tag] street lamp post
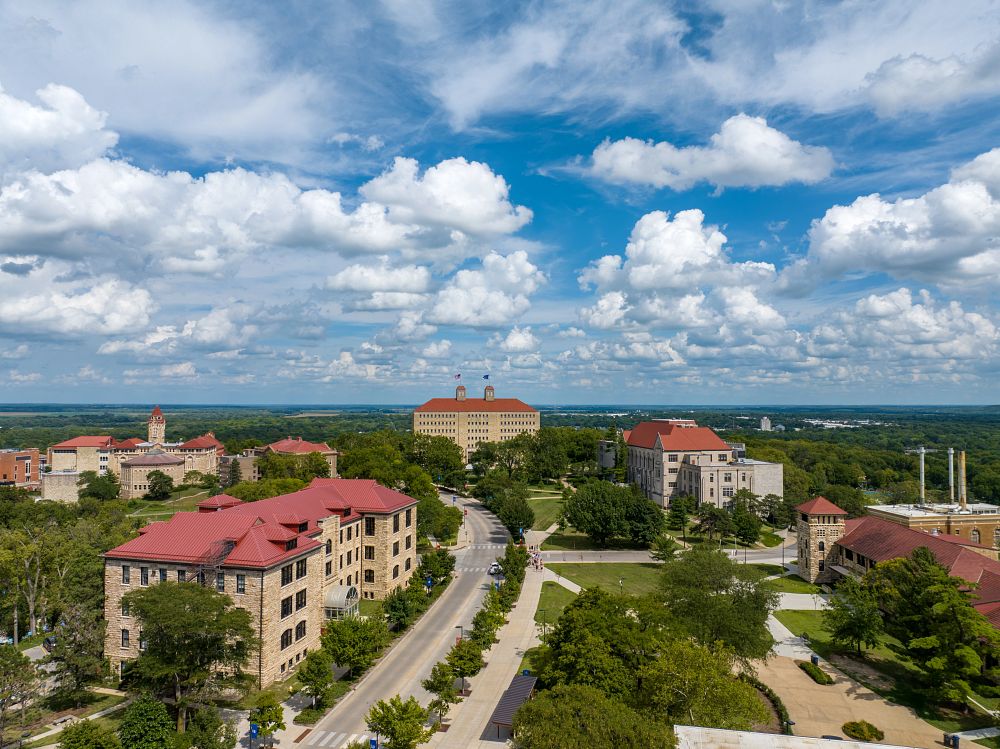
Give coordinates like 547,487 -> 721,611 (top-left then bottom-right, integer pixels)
619,578 -> 624,595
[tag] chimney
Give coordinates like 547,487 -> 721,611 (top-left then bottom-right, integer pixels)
959,450 -> 968,510
484,385 -> 495,402
456,385 -> 466,401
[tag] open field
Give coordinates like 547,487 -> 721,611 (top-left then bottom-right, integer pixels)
540,529 -> 646,551
548,562 -> 662,597
535,581 -> 577,624
527,494 -> 562,530
764,574 -> 821,594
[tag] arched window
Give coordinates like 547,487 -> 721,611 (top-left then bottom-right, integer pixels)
818,541 -> 825,552
972,529 -> 981,544
326,539 -> 332,555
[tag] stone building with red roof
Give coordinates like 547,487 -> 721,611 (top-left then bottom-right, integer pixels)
626,419 -> 783,508
43,407 -> 224,501
104,477 -> 418,686
413,385 -> 539,461
797,498 -> 1000,626
220,437 -> 339,484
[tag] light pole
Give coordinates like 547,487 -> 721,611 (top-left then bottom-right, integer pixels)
618,578 -> 624,595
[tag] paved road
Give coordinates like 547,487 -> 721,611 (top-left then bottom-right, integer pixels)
294,494 -> 509,749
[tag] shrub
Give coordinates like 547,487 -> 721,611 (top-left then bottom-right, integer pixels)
797,660 -> 834,685
294,706 -> 327,725
738,673 -> 792,734
842,720 -> 884,742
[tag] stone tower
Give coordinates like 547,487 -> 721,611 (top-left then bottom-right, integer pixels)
796,496 -> 848,584
455,385 -> 467,401
484,385 -> 495,401
147,405 -> 166,444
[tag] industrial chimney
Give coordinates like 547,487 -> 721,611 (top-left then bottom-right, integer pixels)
959,450 -> 968,511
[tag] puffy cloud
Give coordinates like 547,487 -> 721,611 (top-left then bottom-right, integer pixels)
361,157 -> 532,237
7,370 -> 41,383
783,148 -> 1000,291
493,326 -> 540,352
428,250 -> 545,327
579,292 -> 630,330
421,339 -> 452,358
0,344 -> 28,359
327,260 -> 431,293
0,84 -> 118,175
159,361 -> 197,378
865,45 -> 1000,116
590,115 -> 833,191
0,278 -> 152,336
330,132 -> 385,151
98,305 -> 257,355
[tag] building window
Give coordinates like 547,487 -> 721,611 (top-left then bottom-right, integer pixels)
393,541 -> 399,556
347,550 -> 352,566
818,561 -> 825,572
325,561 -> 332,577
236,574 -> 246,594
121,601 -> 130,617
339,529 -> 344,544
281,565 -> 293,586
845,549 -> 854,561
818,541 -> 825,552
972,529 -> 982,544
365,517 -> 375,536
393,514 -> 400,533
365,546 -> 375,561
723,473 -> 732,483
285,539 -> 298,551
121,629 -> 130,648
177,570 -> 186,582
364,569 -> 375,583
722,487 -> 734,497
405,535 -> 412,550
405,509 -> 412,527
281,597 -> 292,618
347,574 -> 352,586
296,589 -> 307,610
280,629 -> 292,649
392,565 -> 399,579
718,454 -> 727,461
295,621 -> 306,641
667,454 -> 678,462
405,558 -> 411,571
347,527 -> 353,541
339,554 -> 344,570
158,568 -> 167,583
122,565 -> 131,585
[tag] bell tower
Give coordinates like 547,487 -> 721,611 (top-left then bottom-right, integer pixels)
147,405 -> 166,444
796,497 -> 848,584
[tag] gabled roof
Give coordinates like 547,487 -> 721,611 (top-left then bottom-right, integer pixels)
797,497 -> 849,515
415,397 -> 537,414
113,437 -> 146,449
626,421 -> 730,451
196,494 -> 243,510
50,436 -> 114,449
179,433 -> 225,453
150,406 -> 164,417
266,437 -> 336,455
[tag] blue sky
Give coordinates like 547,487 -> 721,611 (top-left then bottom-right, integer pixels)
1,0 -> 999,405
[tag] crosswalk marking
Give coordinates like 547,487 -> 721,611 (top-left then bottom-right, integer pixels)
319,730 -> 342,746
455,566 -> 489,572
303,730 -> 370,748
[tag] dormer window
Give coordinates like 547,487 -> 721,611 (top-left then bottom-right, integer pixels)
285,539 -> 298,551
298,522 -> 308,532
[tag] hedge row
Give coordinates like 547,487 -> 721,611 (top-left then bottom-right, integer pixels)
738,673 -> 793,735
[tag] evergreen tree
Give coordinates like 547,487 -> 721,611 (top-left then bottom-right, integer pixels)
226,459 -> 241,489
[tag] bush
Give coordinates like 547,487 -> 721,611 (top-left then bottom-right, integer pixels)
738,673 -> 792,734
797,660 -> 834,685
294,706 -> 327,725
842,720 -> 884,742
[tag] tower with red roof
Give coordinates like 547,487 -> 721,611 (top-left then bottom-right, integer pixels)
796,496 -> 849,583
147,405 -> 166,444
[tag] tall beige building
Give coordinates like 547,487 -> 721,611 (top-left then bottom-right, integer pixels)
103,478 -> 418,687
414,385 -> 539,461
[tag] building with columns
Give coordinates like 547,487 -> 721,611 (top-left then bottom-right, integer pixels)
413,385 -> 539,461
626,419 -> 783,508
103,477 -> 418,687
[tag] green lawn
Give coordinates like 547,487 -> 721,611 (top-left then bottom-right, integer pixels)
548,562 -> 662,597
759,531 -> 783,547
535,581 -> 576,624
20,693 -> 127,747
749,563 -> 786,576
359,599 -> 383,617
774,610 -> 994,734
128,487 -> 211,519
763,574 -> 822,594
540,529 -> 646,551
527,495 -> 563,530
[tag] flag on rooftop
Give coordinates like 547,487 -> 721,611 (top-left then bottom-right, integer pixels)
454,373 -> 461,380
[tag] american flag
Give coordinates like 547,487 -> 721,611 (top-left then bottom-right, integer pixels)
454,373 -> 461,380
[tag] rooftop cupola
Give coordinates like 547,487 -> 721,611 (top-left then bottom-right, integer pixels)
456,385 -> 467,401
484,385 -> 495,401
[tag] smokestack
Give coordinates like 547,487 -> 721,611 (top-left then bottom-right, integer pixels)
918,446 -> 926,503
948,447 -> 955,503
959,450 -> 968,511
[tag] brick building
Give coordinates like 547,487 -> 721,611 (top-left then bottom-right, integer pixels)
0,448 -> 39,489
219,437 -> 339,484
413,385 -> 539,461
626,419 -> 783,508
103,477 -> 418,686
796,497 -> 1000,626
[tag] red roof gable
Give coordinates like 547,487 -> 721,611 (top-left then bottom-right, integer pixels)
626,421 -> 730,451
151,406 -> 164,417
797,497 -> 849,515
197,494 -> 243,510
50,436 -> 114,449
113,437 -> 145,449
266,437 -> 335,454
179,433 -> 225,453
415,397 -> 537,414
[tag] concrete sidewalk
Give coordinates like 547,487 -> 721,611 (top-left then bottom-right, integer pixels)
429,567 -> 544,748
768,614 -> 815,659
543,568 -> 581,593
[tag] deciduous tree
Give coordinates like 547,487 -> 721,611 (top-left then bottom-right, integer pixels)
48,603 -> 107,706
824,576 -> 884,654
365,695 -> 434,749
297,650 -> 334,707
421,662 -> 459,724
118,693 -> 175,749
248,693 -> 285,744
562,482 -> 629,547
321,615 -> 390,678
144,470 -> 173,501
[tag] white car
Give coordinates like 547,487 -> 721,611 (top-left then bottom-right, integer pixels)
488,562 -> 503,576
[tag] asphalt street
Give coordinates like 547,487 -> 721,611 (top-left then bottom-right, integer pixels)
295,494 -> 509,749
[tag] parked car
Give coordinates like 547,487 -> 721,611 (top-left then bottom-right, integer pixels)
488,562 -> 503,576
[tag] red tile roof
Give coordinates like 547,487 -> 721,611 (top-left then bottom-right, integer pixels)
622,430 -> 632,443
415,398 -> 537,414
151,406 -> 164,417
180,433 -> 225,454
121,452 -> 184,467
626,421 -> 730,451
113,437 -> 145,449
797,497 -> 849,515
50,436 -> 114,449
197,494 -> 243,510
267,437 -> 336,454
105,478 -> 415,569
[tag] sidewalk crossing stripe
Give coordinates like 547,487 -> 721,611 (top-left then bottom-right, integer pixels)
342,733 -> 360,748
320,731 -> 343,746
